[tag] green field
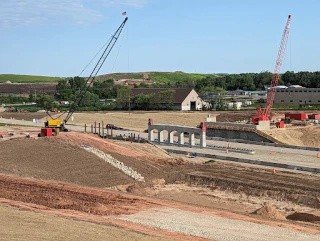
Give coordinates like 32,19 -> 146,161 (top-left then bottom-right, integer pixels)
0,74 -> 64,83
148,72 -> 211,83
1,72 -> 215,84
95,72 -> 144,81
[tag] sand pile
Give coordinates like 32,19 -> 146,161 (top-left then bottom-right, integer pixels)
252,204 -> 286,220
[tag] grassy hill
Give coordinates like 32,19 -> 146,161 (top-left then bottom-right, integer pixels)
96,71 -> 214,83
148,72 -> 210,83
1,72 -> 216,84
0,74 -> 64,83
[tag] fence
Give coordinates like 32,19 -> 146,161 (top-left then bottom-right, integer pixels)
84,121 -> 147,143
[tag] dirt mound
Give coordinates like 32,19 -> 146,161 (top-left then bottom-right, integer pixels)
57,132 -> 145,158
252,204 -> 286,220
0,137 -> 133,188
126,182 -> 147,196
152,178 -> 166,187
265,125 -> 320,147
287,212 -> 320,222
0,174 -> 157,216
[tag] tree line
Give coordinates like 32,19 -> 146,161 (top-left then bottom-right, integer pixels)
135,71 -> 320,94
52,76 -> 175,110
32,71 -> 320,111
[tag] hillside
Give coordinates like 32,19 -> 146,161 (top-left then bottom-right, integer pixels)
1,72 -> 215,84
0,74 -> 64,83
96,71 -> 214,84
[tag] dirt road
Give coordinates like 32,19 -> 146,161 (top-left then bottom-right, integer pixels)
1,205 -> 169,241
0,174 -> 319,241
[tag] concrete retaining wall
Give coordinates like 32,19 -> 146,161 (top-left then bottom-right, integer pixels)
208,136 -> 320,152
165,149 -> 320,174
206,129 -> 273,143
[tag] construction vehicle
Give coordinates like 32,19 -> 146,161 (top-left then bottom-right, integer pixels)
43,17 -> 128,135
252,15 -> 292,124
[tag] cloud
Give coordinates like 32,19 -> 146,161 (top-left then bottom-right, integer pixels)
0,0 -> 148,27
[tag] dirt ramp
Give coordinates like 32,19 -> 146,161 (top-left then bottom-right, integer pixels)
0,174 -> 159,216
252,204 -> 286,220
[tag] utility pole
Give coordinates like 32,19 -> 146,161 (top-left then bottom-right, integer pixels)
128,94 -> 131,116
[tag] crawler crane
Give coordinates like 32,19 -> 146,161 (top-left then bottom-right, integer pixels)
252,15 -> 292,124
43,17 -> 128,134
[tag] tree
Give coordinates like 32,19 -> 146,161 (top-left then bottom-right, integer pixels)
156,90 -> 174,110
92,79 -> 115,99
133,94 -> 153,110
116,86 -> 131,109
254,71 -> 273,90
79,92 -> 100,107
28,93 -> 34,102
69,76 -> 86,94
36,95 -> 56,110
207,90 -> 228,110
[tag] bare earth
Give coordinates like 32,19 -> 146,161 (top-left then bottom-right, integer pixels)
1,111 -> 320,240
0,205 -> 169,241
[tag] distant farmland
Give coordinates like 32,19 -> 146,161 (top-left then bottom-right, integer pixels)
0,74 -> 64,83
0,83 -> 57,96
0,71 -> 215,95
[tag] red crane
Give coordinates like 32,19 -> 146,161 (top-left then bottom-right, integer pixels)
252,15 -> 292,124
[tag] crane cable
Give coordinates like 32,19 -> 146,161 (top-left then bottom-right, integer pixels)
51,36 -> 114,121
79,36 -> 113,77
110,24 -> 127,73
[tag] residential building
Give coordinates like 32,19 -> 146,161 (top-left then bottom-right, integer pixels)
130,88 -> 206,110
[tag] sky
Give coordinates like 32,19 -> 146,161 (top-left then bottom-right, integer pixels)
0,0 -> 320,77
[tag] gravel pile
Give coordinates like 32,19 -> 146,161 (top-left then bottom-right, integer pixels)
118,208 -> 320,241
82,145 -> 145,182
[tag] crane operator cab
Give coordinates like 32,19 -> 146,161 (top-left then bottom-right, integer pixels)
43,119 -> 68,136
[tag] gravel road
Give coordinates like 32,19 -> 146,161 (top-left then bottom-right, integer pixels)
118,208 -> 320,241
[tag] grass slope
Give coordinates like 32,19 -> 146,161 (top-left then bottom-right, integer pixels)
148,72 -> 210,83
96,71 -> 214,83
96,72 -> 144,81
0,74 -> 64,83
1,71 -> 216,84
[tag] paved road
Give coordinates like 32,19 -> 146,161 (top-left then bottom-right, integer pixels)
2,118 -> 320,169
159,143 -> 320,169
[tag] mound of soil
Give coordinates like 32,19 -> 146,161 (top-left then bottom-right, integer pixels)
252,204 -> 286,220
287,212 -> 320,222
126,182 -> 147,196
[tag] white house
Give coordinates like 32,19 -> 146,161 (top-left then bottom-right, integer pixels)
131,88 -> 206,110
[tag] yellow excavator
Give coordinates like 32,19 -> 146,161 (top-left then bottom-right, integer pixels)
41,17 -> 128,136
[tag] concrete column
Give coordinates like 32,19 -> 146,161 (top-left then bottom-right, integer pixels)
189,133 -> 195,147
148,129 -> 154,142
168,131 -> 174,143
200,131 -> 206,148
158,130 -> 164,143
179,132 -> 184,145
102,121 -> 104,137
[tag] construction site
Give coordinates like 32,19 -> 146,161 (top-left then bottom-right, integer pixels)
1,15 -> 320,241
